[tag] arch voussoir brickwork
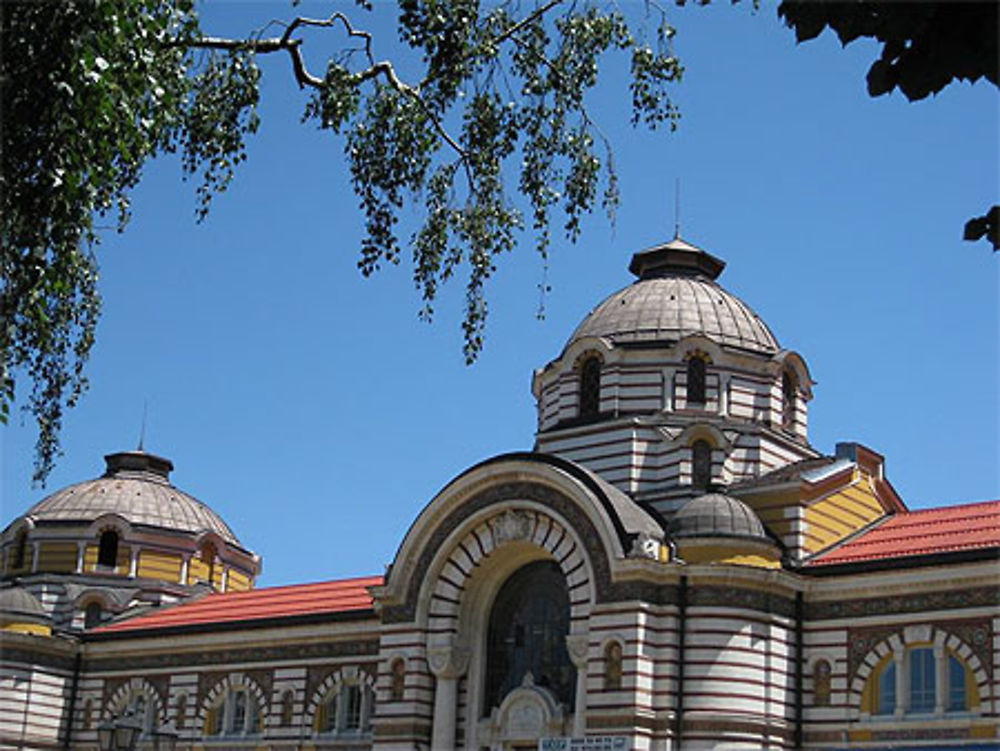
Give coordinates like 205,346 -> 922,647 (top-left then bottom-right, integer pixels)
426,507 -> 594,637
850,624 -> 992,720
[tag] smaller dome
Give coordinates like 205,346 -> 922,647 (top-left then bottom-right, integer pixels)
0,586 -> 49,623
669,493 -> 768,540
23,451 -> 240,545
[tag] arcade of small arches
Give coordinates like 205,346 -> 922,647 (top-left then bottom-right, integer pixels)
574,347 -> 804,433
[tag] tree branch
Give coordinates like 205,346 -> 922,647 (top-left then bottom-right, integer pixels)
185,18 -> 470,181
495,0 -> 566,45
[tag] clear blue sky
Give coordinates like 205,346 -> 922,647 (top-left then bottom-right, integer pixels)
2,1 -> 997,586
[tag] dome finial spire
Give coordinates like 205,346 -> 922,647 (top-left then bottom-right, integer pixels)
137,400 -> 148,452
674,177 -> 681,240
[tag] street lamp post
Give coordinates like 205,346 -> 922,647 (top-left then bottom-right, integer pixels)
97,711 -> 178,751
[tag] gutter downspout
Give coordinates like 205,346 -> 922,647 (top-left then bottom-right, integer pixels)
794,590 -> 804,750
63,649 -> 82,748
674,575 -> 688,749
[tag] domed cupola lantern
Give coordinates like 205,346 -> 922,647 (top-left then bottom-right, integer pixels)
533,235 -> 818,519
0,450 -> 260,631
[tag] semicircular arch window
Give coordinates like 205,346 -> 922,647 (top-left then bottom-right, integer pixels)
483,560 -> 575,716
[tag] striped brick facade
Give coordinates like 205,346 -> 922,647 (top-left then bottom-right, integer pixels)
3,238 -> 997,750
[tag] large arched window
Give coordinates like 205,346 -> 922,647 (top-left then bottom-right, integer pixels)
579,356 -> 601,418
691,440 -> 712,489
97,530 -> 119,568
484,560 -> 575,715
686,356 -> 706,406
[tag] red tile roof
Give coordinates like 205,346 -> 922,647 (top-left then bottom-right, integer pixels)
807,499 -> 1000,567
95,575 -> 383,634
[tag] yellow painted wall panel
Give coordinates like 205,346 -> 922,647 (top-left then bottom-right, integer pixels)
677,542 -> 781,569
36,542 -> 77,573
227,569 -> 251,592
83,545 -> 98,571
116,545 -> 130,575
187,557 -> 210,585
1,622 -> 51,636
137,551 -> 182,582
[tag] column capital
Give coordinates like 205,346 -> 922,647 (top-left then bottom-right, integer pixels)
427,643 -> 470,679
565,634 -> 589,669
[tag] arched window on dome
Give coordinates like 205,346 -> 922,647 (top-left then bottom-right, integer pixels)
691,440 -> 712,490
687,356 -> 706,406
579,356 -> 601,418
12,529 -> 28,571
782,370 -> 797,431
196,542 -> 218,588
484,560 -> 575,716
97,530 -> 119,569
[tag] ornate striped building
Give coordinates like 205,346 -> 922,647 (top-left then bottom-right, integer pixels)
3,236 -> 998,750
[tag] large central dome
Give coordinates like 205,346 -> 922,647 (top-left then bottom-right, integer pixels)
566,237 -> 778,354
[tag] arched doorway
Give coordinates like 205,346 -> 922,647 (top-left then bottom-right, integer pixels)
483,560 -> 575,720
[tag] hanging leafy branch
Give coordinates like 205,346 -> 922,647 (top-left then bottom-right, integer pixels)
1,0 -> 682,483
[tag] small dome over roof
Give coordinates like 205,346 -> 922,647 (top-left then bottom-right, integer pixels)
669,492 -> 768,540
0,586 -> 49,623
22,451 -> 241,546
566,237 -> 779,354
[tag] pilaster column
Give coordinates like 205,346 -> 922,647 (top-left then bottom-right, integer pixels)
934,645 -> 946,715
893,650 -> 906,719
663,369 -> 675,412
31,542 -> 39,573
720,374 -> 731,416
566,634 -> 589,737
129,547 -> 139,577
180,555 -> 190,585
427,642 -> 469,750
75,542 -> 86,573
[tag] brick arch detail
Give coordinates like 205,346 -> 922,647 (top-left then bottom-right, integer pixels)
851,626 -> 991,719
303,666 -> 375,729
426,507 -> 594,637
105,677 -> 166,726
199,673 -> 269,727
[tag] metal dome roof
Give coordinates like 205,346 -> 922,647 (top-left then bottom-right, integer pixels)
566,237 -> 779,354
669,492 -> 768,540
22,452 -> 241,546
0,586 -> 49,622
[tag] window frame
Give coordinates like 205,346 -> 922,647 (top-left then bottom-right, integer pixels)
578,355 -> 601,418
314,677 -> 375,738
207,686 -> 260,738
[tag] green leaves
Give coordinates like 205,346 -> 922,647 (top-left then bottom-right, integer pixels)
4,0 -> 686,481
